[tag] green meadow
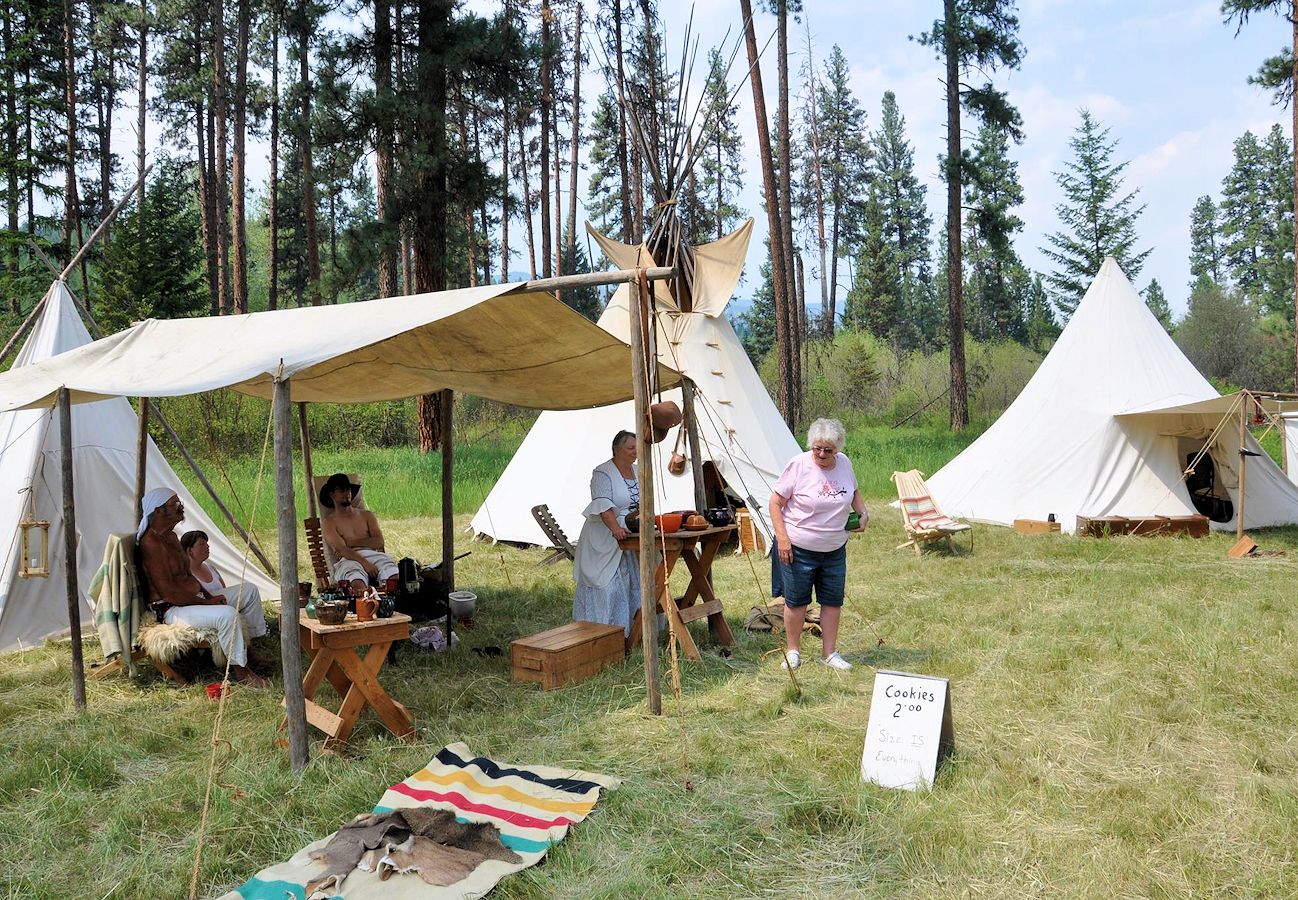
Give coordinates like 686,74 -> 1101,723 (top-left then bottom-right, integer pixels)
1,427 -> 1296,897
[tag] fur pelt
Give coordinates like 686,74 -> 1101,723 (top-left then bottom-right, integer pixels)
138,621 -> 220,665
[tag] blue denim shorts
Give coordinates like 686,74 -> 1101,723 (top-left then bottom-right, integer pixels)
772,543 -> 847,608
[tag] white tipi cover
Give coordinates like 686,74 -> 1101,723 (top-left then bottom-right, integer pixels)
927,258 -> 1298,532
471,223 -> 801,546
0,282 -> 277,653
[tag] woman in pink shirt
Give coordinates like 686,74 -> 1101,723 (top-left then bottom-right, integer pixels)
769,418 -> 868,671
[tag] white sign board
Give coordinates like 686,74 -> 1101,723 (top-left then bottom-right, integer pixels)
861,670 -> 954,791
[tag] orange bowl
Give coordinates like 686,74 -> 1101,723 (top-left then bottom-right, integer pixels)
654,512 -> 684,533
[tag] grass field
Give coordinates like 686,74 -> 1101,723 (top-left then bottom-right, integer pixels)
4,451 -> 1298,895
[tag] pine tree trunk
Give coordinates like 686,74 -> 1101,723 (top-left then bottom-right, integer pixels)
500,92 -> 510,280
538,4 -> 552,278
213,0 -> 231,315
196,97 -> 217,314
518,118 -> 536,278
136,0 -> 147,255
803,24 -> 829,332
268,5 -> 279,311
374,0 -> 397,298
1291,0 -> 1298,390
62,0 -> 77,260
552,63 -> 561,282
458,91 -> 476,287
566,2 -> 581,274
4,2 -> 20,306
230,0 -> 249,314
944,0 -> 968,429
298,1 -> 321,306
473,102 -> 490,284
613,0 -> 632,242
776,0 -> 799,426
738,0 -> 793,428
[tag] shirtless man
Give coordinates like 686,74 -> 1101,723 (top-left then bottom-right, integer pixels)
319,473 -> 398,595
136,487 -> 270,687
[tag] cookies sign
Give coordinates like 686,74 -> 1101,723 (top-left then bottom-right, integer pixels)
860,670 -> 955,791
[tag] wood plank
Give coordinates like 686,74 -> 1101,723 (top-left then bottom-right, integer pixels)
677,599 -> 722,624
302,698 -> 345,738
334,644 -> 415,739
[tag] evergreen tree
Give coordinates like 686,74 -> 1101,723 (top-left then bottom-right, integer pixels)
96,156 -> 206,332
963,121 -> 1025,340
694,46 -> 745,244
1014,265 -> 1058,352
1041,110 -> 1150,318
870,89 -> 934,350
585,91 -> 623,242
918,0 -> 1023,429
1188,194 -> 1224,284
1175,274 -> 1258,387
843,182 -> 901,342
1142,278 -> 1173,332
1259,123 -> 1295,318
556,226 -> 601,321
740,254 -> 776,361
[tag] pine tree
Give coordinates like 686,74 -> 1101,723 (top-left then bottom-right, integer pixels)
1142,278 -> 1173,332
695,46 -> 745,244
1188,194 -> 1224,284
740,253 -> 776,361
870,90 -> 934,350
963,121 -> 1024,339
918,0 -> 1023,429
843,183 -> 901,341
1219,127 -> 1294,316
585,91 -> 623,242
1041,110 -> 1150,318
1014,264 -> 1058,352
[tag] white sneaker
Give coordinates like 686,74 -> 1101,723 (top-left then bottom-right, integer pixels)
783,649 -> 801,670
821,651 -> 852,670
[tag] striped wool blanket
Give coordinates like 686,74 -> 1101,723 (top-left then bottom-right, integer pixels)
220,742 -> 618,900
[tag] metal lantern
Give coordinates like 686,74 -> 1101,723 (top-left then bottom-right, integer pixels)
18,517 -> 50,578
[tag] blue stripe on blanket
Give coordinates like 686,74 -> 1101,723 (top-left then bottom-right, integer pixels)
370,805 -> 554,853
236,877 -> 340,899
434,745 -> 604,794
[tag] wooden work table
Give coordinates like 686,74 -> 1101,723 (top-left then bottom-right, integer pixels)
617,524 -> 737,660
284,612 -> 415,748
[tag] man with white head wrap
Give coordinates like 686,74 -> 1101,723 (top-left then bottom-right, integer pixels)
137,488 -> 270,687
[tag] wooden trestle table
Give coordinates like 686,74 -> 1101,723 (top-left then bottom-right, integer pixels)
285,611 -> 415,748
617,524 -> 737,660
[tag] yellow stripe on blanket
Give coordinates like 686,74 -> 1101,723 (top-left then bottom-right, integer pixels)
410,767 -> 598,815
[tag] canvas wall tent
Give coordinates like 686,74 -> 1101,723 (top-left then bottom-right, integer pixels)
925,258 -> 1298,533
0,281 -> 277,653
471,221 -> 802,547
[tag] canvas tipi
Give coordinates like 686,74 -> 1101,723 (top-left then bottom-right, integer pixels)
471,221 -> 801,546
926,258 -> 1298,532
0,281 -> 277,653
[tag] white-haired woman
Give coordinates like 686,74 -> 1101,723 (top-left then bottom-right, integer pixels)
769,418 -> 867,670
572,430 -> 641,635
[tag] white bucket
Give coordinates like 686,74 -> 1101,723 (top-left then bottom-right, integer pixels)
448,590 -> 477,618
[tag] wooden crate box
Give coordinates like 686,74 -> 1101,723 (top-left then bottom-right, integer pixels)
511,621 -> 626,690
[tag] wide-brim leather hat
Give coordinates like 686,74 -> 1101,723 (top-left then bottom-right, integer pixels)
319,473 -> 361,508
646,400 -> 683,443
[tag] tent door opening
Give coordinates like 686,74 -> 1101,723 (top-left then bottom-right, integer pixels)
1183,444 -> 1233,523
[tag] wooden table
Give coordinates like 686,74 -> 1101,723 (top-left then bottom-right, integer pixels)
285,612 -> 415,748
617,524 -> 737,661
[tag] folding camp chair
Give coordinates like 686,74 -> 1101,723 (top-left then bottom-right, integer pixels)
891,469 -> 973,556
530,504 -> 575,565
307,473 -> 365,589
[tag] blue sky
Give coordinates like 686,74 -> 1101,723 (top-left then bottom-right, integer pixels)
652,0 -> 1292,317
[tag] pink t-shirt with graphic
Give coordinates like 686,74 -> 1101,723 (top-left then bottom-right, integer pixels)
772,451 -> 857,552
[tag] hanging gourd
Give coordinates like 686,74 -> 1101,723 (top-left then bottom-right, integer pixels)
18,516 -> 50,578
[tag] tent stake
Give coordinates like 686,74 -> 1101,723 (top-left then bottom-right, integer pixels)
59,387 -> 86,711
274,378 -> 309,772
629,272 -> 662,715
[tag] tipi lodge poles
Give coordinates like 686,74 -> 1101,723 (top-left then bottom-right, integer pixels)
629,272 -> 662,715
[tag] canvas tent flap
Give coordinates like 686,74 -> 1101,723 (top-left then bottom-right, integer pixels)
690,219 -> 753,317
0,283 -> 681,412
1116,392 -> 1298,418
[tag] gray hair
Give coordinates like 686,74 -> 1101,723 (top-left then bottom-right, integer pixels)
806,418 -> 847,451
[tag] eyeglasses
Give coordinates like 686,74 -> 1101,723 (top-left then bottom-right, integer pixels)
811,446 -> 837,456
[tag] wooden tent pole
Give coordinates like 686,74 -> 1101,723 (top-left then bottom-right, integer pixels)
60,163 -> 153,282
441,389 -> 455,643
134,398 -> 149,525
0,296 -> 46,365
274,377 -> 309,772
681,376 -> 706,512
629,272 -> 662,715
1238,394 -> 1248,541
297,403 -> 318,521
58,387 -> 86,711
520,265 -> 674,293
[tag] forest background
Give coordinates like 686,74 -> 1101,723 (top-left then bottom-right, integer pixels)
1,0 -> 1296,454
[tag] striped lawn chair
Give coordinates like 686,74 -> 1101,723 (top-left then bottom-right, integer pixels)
891,469 -> 973,556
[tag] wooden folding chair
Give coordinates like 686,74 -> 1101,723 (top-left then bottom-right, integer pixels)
530,504 -> 575,565
891,469 -> 973,556
307,473 -> 365,589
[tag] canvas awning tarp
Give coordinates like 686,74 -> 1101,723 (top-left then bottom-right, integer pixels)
1117,393 -> 1298,418
0,282 -> 681,411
